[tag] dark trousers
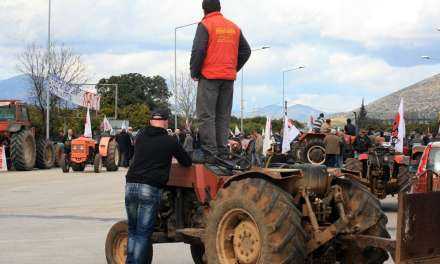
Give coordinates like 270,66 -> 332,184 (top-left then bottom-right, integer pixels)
125,183 -> 161,264
196,78 -> 234,155
326,154 -> 338,168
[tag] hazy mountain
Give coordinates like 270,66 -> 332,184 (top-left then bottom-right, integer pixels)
0,75 -> 31,101
235,104 -> 324,121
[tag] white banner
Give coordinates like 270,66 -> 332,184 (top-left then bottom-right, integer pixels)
47,75 -> 101,110
0,145 -> 7,172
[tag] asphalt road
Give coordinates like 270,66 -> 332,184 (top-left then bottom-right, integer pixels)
0,168 -> 398,264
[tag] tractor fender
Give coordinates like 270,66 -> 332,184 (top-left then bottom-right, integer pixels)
7,123 -> 23,133
99,137 -> 112,157
394,155 -> 409,165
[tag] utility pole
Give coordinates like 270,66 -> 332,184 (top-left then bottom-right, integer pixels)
46,0 -> 51,140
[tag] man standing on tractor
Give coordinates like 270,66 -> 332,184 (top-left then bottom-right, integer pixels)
313,113 -> 325,133
190,0 -> 251,163
344,118 -> 357,136
124,109 -> 192,264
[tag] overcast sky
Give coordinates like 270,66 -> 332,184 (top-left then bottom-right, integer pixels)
1,0 -> 440,112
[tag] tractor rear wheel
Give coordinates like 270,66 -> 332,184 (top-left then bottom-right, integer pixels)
305,137 -> 326,165
205,178 -> 306,264
36,138 -> 55,169
106,140 -> 119,172
336,178 -> 390,264
71,162 -> 86,172
10,129 -> 36,171
105,220 -> 153,264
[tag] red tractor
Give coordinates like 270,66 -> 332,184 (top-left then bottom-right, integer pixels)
412,142 -> 440,193
105,160 -> 440,263
343,145 -> 411,199
61,136 -> 119,173
0,100 -> 55,171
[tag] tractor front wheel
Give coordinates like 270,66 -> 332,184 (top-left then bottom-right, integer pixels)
106,140 -> 119,172
205,178 -> 306,264
190,244 -> 206,264
94,154 -> 102,173
71,162 -> 86,172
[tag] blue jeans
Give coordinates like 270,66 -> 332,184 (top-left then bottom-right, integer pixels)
125,183 -> 161,264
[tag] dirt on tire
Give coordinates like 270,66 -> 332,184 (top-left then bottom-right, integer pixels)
204,178 -> 306,264
10,129 -> 36,171
344,158 -> 363,174
106,140 -> 119,172
36,138 -> 55,169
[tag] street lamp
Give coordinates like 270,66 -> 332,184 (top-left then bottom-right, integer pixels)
46,0 -> 52,139
174,22 -> 198,130
240,46 -> 271,133
282,66 -> 305,114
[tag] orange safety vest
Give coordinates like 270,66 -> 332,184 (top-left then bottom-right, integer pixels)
201,12 -> 241,80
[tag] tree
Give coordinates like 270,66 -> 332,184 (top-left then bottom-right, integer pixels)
357,98 -> 368,130
120,104 -> 151,129
173,72 -> 197,129
17,43 -> 87,136
97,73 -> 171,115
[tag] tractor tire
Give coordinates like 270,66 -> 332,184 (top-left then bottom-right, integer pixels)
305,137 -> 326,165
205,178 -> 306,264
106,140 -> 119,172
36,138 -> 55,169
10,129 -> 36,171
71,162 -> 86,172
105,220 -> 153,264
54,143 -> 64,167
94,154 -> 102,173
344,158 -> 363,173
190,244 -> 206,264
60,154 -> 70,173
335,178 -> 390,264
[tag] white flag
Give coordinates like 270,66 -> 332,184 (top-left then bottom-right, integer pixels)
282,117 -> 300,154
84,107 -> 93,138
234,125 -> 241,136
263,117 -> 272,157
0,145 -> 7,172
100,116 -> 113,132
396,99 -> 406,153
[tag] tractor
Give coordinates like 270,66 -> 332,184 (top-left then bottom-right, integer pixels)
291,132 -> 327,165
61,135 -> 119,173
342,145 -> 411,199
105,158 -> 440,263
0,100 -> 55,171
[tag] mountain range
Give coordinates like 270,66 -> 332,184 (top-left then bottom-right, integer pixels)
0,75 -> 31,100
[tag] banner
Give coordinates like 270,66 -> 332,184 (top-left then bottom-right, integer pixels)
100,116 -> 113,132
0,145 -> 7,172
392,98 -> 405,153
262,117 -> 272,157
47,75 -> 101,110
84,107 -> 92,138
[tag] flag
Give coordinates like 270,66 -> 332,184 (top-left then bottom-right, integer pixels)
234,125 -> 240,136
282,117 -> 300,154
0,145 -> 7,172
263,117 -> 272,156
392,99 -> 405,152
100,116 -> 113,132
84,107 -> 92,138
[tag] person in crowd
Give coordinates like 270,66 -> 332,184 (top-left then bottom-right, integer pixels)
124,109 -> 191,264
116,129 -> 132,168
56,130 -> 65,143
354,129 -> 373,177
190,0 -> 251,163
321,119 -> 332,133
313,113 -> 325,133
253,130 -> 263,164
173,129 -> 184,145
324,129 -> 342,167
183,133 -> 194,157
63,129 -> 75,155
344,118 -> 357,136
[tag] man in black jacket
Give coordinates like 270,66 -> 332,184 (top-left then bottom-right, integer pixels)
190,0 -> 251,163
124,109 -> 192,264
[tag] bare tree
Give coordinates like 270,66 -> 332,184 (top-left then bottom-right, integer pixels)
173,72 -> 197,129
17,43 -> 87,135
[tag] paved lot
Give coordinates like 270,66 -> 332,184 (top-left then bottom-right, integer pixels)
0,168 -> 398,263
